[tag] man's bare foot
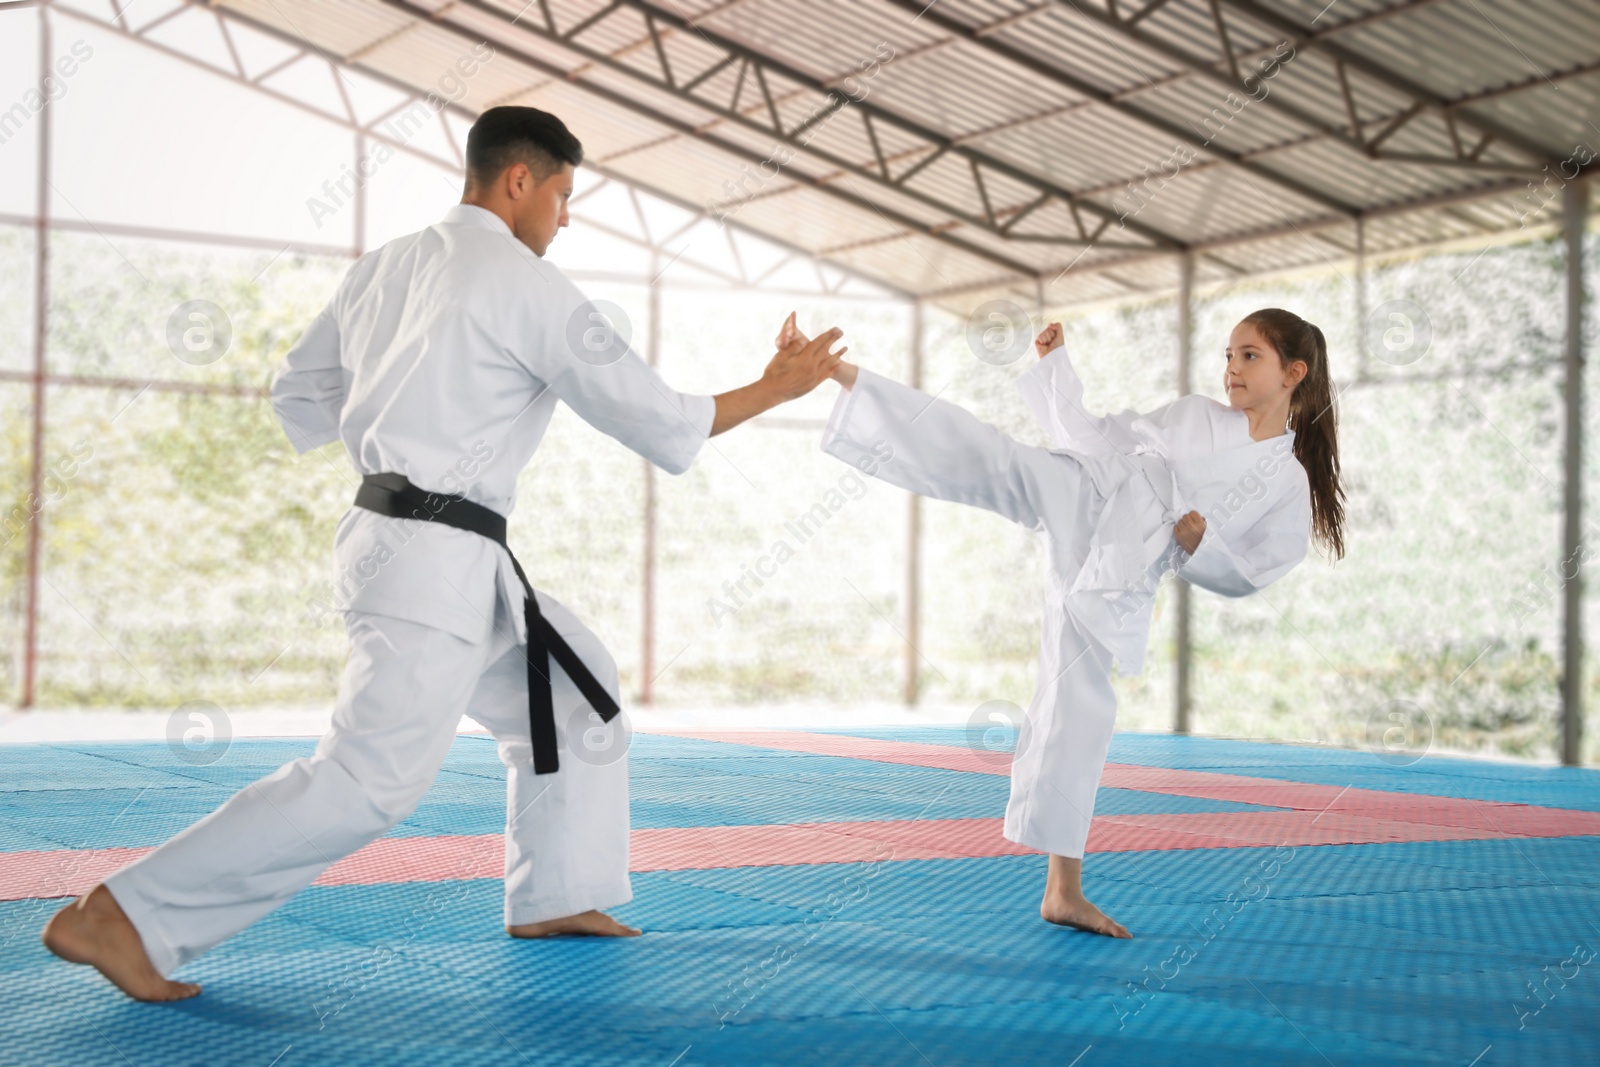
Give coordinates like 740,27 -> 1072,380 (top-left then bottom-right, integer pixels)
41,884 -> 201,1001
506,909 -> 641,939
1041,894 -> 1133,939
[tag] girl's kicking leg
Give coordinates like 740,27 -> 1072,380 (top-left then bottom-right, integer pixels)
820,359 -> 1132,937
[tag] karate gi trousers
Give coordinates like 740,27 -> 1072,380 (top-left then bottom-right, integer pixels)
103,587 -> 629,977
823,369 -> 1178,859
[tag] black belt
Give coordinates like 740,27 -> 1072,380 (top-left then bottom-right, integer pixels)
351,471 -> 619,774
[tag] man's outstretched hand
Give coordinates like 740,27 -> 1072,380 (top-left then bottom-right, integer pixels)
775,310 -> 808,351
762,321 -> 847,403
710,315 -> 848,436
775,310 -> 859,390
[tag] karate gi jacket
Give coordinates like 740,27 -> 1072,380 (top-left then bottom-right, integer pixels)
1017,345 -> 1314,675
270,204 -> 716,645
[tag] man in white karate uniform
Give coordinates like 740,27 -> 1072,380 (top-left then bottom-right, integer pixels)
43,106 -> 846,1001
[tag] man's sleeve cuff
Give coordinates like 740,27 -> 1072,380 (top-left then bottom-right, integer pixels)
665,392 -> 717,474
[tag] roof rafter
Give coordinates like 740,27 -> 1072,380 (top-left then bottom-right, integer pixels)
66,0 -> 914,299
1047,0 -> 1543,177
881,0 -> 1593,182
47,0 -> 1595,312
875,0 -> 1363,219
363,0 -> 1046,279
921,156 -> 1600,301
1211,0 -> 1561,164
1299,0 -> 1456,40
440,0 -> 1178,254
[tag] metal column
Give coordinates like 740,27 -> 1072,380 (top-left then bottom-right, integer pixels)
1562,178 -> 1589,766
353,132 -> 367,257
1355,216 -> 1368,380
904,298 -> 923,705
21,2 -> 52,709
640,271 -> 661,704
1174,250 -> 1194,734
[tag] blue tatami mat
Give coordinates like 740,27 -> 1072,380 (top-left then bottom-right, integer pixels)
1,730 -> 1597,1066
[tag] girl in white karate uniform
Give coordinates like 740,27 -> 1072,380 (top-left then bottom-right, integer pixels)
791,307 -> 1346,938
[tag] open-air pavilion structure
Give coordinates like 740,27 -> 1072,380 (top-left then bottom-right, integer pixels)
5,0 -> 1596,761
5,5 -> 1600,1065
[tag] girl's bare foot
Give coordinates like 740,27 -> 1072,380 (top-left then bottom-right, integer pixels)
41,884 -> 202,1001
1041,894 -> 1132,938
1041,852 -> 1133,938
506,909 -> 640,938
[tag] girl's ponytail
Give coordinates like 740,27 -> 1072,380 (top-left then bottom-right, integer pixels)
1242,309 -> 1345,561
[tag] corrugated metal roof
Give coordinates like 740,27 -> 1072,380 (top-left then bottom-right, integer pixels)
212,0 -> 1597,313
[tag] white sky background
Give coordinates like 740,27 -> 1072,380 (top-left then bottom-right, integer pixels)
0,0 -> 906,424
0,0 -> 884,294
0,1 -> 472,249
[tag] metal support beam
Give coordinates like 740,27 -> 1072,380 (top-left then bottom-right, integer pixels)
641,268 -> 660,705
878,0 -> 1361,217
353,131 -> 367,257
1303,0 -> 1454,38
20,2 -> 51,709
1213,0 -> 1557,166
56,2 -> 907,302
1173,249 -> 1193,735
904,298 -> 923,705
1049,0 -> 1541,177
367,0 -> 1050,280
0,210 -> 354,258
0,206 -> 896,305
922,161 -> 1600,302
462,0 -> 1176,252
560,179 -> 898,299
1562,177 -> 1589,766
1355,215 -> 1367,379
0,369 -> 264,399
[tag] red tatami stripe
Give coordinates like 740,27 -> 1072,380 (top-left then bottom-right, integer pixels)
0,819 -> 1033,902
654,728 -> 1600,838
5,801 -> 1598,902
5,731 -> 1595,903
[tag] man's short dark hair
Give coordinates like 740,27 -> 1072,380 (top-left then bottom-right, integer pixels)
465,106 -> 583,188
